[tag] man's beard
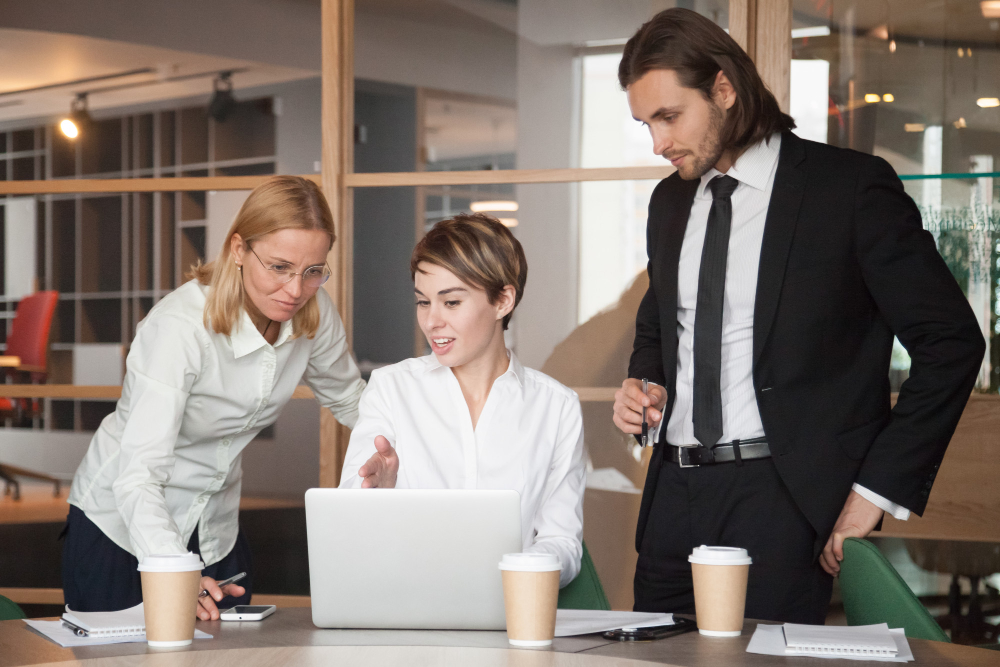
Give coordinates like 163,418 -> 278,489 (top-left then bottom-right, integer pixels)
674,102 -> 726,180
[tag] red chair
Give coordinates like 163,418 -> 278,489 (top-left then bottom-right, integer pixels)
0,291 -> 60,500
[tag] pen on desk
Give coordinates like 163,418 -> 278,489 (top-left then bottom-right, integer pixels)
199,571 -> 247,598
641,378 -> 649,447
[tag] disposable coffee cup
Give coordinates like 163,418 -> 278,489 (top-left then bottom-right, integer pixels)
138,553 -> 205,647
498,553 -> 561,647
688,545 -> 752,637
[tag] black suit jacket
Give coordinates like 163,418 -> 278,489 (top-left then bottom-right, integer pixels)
629,131 -> 986,555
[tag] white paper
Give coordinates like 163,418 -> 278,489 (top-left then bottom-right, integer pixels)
585,468 -> 641,494
554,609 -> 675,637
747,624 -> 913,662
23,620 -> 213,648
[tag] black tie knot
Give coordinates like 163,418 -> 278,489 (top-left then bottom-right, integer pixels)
709,175 -> 739,200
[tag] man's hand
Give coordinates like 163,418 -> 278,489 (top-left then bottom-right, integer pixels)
820,490 -> 885,575
613,378 -> 668,436
196,576 -> 246,621
358,435 -> 399,488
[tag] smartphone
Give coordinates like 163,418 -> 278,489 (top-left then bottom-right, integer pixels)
219,605 -> 277,621
603,617 -> 697,641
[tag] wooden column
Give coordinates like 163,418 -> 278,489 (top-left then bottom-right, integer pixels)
319,0 -> 355,488
729,0 -> 791,113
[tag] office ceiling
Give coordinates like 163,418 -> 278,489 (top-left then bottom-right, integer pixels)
0,29 -> 317,126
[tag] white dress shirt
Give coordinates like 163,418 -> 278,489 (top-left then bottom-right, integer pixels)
68,280 -> 366,565
339,351 -> 586,587
651,134 -> 910,520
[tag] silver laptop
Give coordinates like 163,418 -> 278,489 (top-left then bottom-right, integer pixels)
305,488 -> 521,630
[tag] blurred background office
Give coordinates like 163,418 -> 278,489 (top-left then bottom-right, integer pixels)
0,0 -> 997,643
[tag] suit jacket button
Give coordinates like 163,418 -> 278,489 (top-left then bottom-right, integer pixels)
924,480 -> 933,489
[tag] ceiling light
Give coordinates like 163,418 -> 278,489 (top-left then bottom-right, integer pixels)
982,1 -> 1000,18
59,93 -> 91,140
904,124 -> 925,133
869,25 -> 889,40
208,71 -> 236,123
470,200 -> 519,213
958,47 -> 965,57
791,26 -> 831,39
889,40 -> 897,53
498,218 -> 518,228
864,94 -> 881,103
882,93 -> 895,103
977,97 -> 1000,108
954,117 -> 968,129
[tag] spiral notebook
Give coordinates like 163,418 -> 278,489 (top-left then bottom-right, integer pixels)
747,623 -> 913,662
61,603 -> 147,637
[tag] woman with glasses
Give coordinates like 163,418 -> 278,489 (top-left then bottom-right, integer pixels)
63,176 -> 365,618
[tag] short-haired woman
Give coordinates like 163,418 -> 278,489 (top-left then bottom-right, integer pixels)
64,176 -> 365,617
339,213 -> 585,587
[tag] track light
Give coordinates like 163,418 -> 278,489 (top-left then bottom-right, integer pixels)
208,72 -> 236,123
60,93 -> 92,140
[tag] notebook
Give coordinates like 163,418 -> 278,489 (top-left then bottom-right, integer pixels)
61,603 -> 147,637
783,622 -> 898,658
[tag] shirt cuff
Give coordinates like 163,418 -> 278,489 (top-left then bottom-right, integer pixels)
852,483 -> 911,521
645,382 -> 665,446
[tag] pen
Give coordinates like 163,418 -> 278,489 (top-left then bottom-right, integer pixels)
641,378 -> 649,447
199,571 -> 247,598
61,618 -> 89,637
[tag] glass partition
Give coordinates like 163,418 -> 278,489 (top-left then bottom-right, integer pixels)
792,0 -> 999,392
352,0 -> 729,172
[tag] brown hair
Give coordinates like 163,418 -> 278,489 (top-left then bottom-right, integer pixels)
410,213 -> 527,330
618,8 -> 794,153
190,175 -> 335,338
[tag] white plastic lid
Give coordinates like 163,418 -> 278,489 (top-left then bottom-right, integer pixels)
688,545 -> 752,566
498,552 -> 561,572
137,553 -> 205,573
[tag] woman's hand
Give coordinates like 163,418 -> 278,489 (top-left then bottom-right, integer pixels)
358,435 -> 398,488
196,576 -> 246,621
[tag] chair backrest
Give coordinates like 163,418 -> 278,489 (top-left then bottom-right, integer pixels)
0,593 -> 25,621
5,291 -> 59,371
557,542 -> 611,611
840,537 -> 950,642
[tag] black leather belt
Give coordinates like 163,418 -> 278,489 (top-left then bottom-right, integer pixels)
667,437 -> 770,468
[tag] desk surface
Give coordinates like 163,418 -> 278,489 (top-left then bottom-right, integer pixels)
2,609 -> 999,667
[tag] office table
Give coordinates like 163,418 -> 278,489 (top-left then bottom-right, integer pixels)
2,609 -> 999,666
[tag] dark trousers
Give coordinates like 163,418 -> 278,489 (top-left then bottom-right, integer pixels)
634,455 -> 833,624
62,505 -> 253,612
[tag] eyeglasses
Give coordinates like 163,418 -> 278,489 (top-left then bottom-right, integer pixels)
246,245 -> 331,288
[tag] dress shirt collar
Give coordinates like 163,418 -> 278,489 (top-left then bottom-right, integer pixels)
697,132 -> 782,198
230,309 -> 294,358
423,347 -> 526,389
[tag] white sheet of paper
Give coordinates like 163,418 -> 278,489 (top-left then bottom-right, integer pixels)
23,620 -> 213,648
554,609 -> 675,637
747,624 -> 914,662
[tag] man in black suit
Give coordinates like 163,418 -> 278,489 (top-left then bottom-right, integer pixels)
611,8 -> 986,624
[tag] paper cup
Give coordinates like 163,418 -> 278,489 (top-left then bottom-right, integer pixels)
138,553 -> 205,647
498,553 -> 561,647
689,546 -> 752,637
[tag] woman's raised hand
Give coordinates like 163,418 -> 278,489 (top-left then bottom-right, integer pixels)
358,435 -> 399,488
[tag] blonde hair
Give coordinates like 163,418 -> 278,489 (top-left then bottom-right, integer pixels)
410,213 -> 527,330
190,176 -> 335,339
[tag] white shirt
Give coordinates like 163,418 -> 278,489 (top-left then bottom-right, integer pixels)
68,280 -> 366,565
652,134 -> 909,520
339,351 -> 586,587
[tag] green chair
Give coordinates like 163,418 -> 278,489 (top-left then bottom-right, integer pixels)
0,594 -> 26,621
558,542 -> 610,610
839,537 -> 949,642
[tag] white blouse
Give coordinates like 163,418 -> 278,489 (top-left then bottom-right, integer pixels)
339,351 -> 586,587
68,280 -> 366,566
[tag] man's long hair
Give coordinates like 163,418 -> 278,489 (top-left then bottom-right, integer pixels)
618,8 -> 795,153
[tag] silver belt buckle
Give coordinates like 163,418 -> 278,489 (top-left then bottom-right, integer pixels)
678,446 -> 700,468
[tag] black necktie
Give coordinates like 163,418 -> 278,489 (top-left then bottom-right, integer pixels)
693,175 -> 739,448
